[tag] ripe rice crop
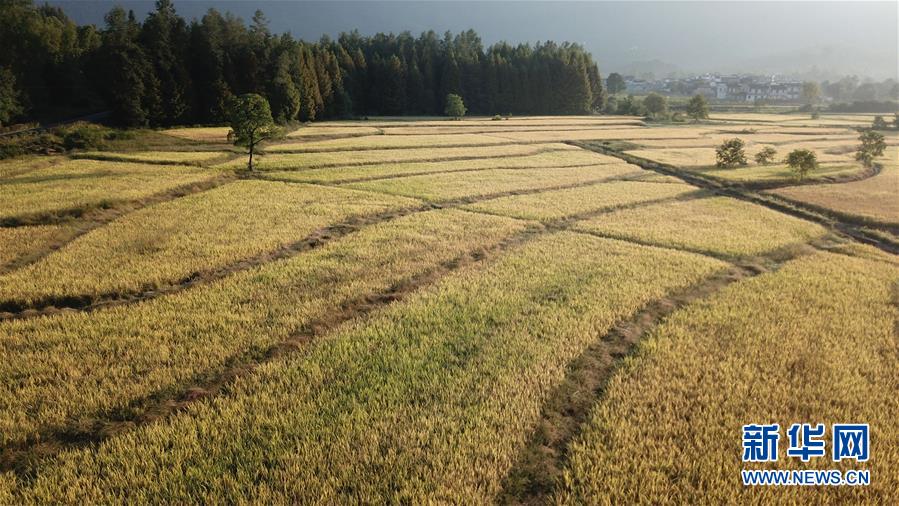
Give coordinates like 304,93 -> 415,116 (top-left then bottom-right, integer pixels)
11,232 -> 726,503
213,143 -> 577,170
345,164 -> 641,202
700,163 -> 861,183
557,249 -> 899,504
73,151 -> 230,165
0,156 -> 64,179
487,128 -> 704,143
0,225 -> 70,269
772,147 -> 899,225
0,159 -> 216,223
287,125 -> 383,137
0,180 -> 422,305
0,209 -> 530,447
464,180 -> 696,222
267,133 -> 513,152
627,147 -> 856,168
262,150 -> 621,184
380,124 -> 643,135
574,196 -> 826,257
162,127 -> 231,143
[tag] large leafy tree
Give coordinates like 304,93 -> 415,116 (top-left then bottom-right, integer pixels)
606,72 -> 626,95
227,94 -> 281,170
686,94 -> 709,121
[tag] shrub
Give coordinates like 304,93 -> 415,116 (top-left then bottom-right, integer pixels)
855,130 -> 887,167
754,146 -> 777,165
492,114 -> 502,121
872,115 -> 889,130
54,122 -> 108,150
785,149 -> 818,181
715,138 -> 748,168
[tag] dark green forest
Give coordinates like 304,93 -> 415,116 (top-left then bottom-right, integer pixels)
0,0 -> 605,127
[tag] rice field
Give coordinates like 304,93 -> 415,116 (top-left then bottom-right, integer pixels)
558,249 -> 899,504
213,143 -> 578,169
344,164 -> 641,202
0,209 -> 530,447
574,196 -> 827,257
0,114 -> 895,502
260,150 -> 620,184
771,147 -> 899,226
0,181 -> 421,305
10,232 -> 726,503
0,159 -> 217,223
267,133 -> 515,152
73,150 -> 231,165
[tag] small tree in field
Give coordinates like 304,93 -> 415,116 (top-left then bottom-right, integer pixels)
444,94 -> 466,119
227,94 -> 281,171
754,146 -> 777,165
893,112 -> 899,130
872,115 -> 889,130
786,149 -> 818,181
643,92 -> 668,119
686,94 -> 709,121
855,130 -> 886,167
715,138 -> 747,168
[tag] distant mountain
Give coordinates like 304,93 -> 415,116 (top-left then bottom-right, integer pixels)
731,46 -> 897,81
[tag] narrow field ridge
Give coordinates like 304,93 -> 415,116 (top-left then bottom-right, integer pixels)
496,240 -> 823,505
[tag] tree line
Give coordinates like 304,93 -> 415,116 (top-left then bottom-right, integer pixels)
0,0 -> 606,127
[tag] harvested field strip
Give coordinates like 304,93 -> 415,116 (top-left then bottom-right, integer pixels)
574,196 -> 827,258
0,159 -> 221,226
259,150 -> 621,184
9,232 -> 726,503
464,181 -> 697,223
0,210 -> 530,453
267,133 -> 516,152
214,143 -> 577,170
71,151 -> 234,166
557,249 -> 899,504
0,181 -> 422,311
344,165 -> 643,202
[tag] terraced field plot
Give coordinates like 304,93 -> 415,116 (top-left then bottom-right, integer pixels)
267,133 -> 514,152
73,150 -> 231,165
262,150 -> 620,184
0,115 -> 895,503
0,181 -> 422,306
574,196 -> 827,257
214,142 -> 578,169
0,159 -> 217,224
345,164 -> 641,202
10,232 -> 726,503
559,249 -> 899,504
771,146 -> 899,226
0,210 -> 533,449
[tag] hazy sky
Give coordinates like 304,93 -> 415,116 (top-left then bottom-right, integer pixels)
50,1 -> 899,79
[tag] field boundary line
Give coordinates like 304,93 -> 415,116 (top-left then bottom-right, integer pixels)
496,240 -> 823,505
573,141 -> 899,255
